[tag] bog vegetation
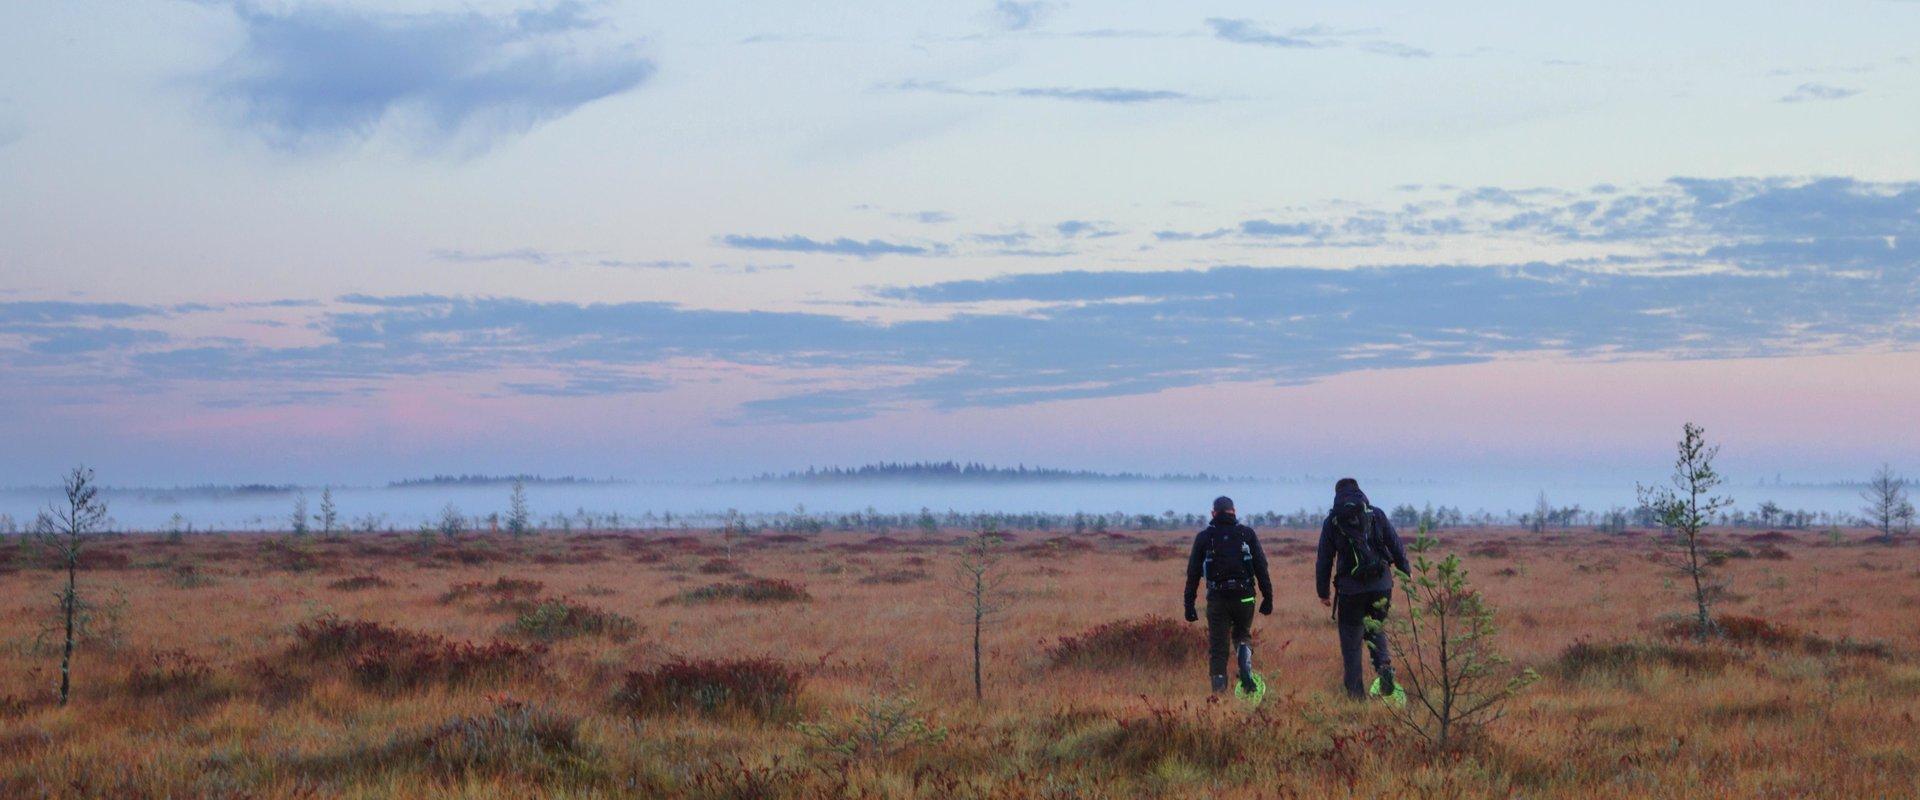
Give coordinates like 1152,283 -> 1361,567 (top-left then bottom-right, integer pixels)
0,440 -> 1914,797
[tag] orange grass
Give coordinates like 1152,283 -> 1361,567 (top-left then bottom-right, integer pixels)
0,527 -> 1916,797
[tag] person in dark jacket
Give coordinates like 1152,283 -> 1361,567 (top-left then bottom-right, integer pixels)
1314,477 -> 1412,699
1184,496 -> 1273,694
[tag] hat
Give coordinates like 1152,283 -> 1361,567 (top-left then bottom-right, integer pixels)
1212,496 -> 1235,514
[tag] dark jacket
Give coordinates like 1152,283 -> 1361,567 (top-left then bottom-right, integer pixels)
1184,515 -> 1273,608
1315,488 -> 1412,599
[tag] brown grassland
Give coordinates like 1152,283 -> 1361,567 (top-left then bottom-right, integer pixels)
0,526 -> 1916,798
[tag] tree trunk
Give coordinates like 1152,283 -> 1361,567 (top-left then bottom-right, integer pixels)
59,552 -> 75,706
972,608 -> 983,701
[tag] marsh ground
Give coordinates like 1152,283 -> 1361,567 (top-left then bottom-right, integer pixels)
0,526 -> 1915,798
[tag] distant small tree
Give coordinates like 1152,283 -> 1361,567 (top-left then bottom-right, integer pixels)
438,504 -> 464,540
917,507 -> 939,537
1860,464 -> 1913,540
289,492 -> 310,536
1374,524 -> 1537,747
507,479 -> 532,536
951,527 -> 1009,702
1527,492 -> 1552,534
1638,423 -> 1733,640
317,487 -> 339,537
722,509 -> 743,559
34,467 -> 110,706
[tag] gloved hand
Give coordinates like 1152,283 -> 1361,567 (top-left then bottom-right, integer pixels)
1259,596 -> 1273,616
1184,604 -> 1199,623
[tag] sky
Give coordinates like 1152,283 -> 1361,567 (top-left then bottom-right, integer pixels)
0,0 -> 1916,487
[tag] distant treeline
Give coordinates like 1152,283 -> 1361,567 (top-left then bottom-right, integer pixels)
747,461 -> 1236,484
387,474 -> 619,489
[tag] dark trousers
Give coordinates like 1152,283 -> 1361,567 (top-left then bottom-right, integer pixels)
1335,590 -> 1393,697
1205,591 -> 1256,678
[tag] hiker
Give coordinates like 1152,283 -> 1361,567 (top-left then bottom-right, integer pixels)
1315,477 -> 1412,700
1183,496 -> 1273,695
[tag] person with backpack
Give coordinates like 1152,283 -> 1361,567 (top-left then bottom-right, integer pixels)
1183,496 -> 1273,695
1315,477 -> 1412,700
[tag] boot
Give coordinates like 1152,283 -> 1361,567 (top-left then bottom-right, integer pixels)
1377,668 -> 1396,697
1236,643 -> 1257,693
1210,674 -> 1229,694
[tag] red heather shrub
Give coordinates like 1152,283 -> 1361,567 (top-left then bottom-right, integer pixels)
327,575 -> 391,591
76,549 -> 133,570
667,578 -> 811,605
1669,615 -> 1799,649
349,638 -> 545,690
127,649 -> 214,697
1467,543 -> 1512,559
1048,616 -> 1204,671
439,577 -> 546,608
697,558 -> 741,575
1017,536 -> 1094,556
292,615 -> 438,659
288,615 -> 545,690
856,570 -> 929,585
1136,544 -> 1182,561
613,657 -> 803,719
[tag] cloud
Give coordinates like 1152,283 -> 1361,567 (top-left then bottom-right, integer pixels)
1206,18 -> 1428,58
596,259 -> 697,270
1779,83 -> 1860,103
1205,18 -> 1318,48
1056,220 -> 1120,238
501,372 -> 667,397
206,1 -> 655,152
893,80 -> 1193,104
719,234 -> 932,257
24,177 -> 1919,424
431,247 -> 556,265
986,1 -> 1057,32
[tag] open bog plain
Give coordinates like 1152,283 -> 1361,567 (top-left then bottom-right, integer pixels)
0,526 -> 1916,799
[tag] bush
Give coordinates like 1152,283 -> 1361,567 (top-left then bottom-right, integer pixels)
327,575 -> 391,591
614,657 -> 803,719
291,615 -> 436,659
697,557 -> 741,574
1690,614 -> 1798,648
311,698 -> 599,782
405,699 -> 591,779
349,638 -> 546,690
288,615 -> 545,690
1658,614 -> 1896,660
856,570 -> 929,585
439,577 -> 546,609
1047,616 -> 1202,671
1136,544 -> 1183,561
506,599 -> 639,641
794,693 -> 946,759
1552,639 -> 1735,680
665,578 -> 810,605
126,649 -> 214,697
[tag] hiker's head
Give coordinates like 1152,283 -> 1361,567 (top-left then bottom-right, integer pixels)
1212,496 -> 1235,519
1334,477 -> 1360,494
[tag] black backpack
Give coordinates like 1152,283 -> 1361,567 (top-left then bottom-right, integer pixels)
1333,501 -> 1390,581
1203,525 -> 1255,589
